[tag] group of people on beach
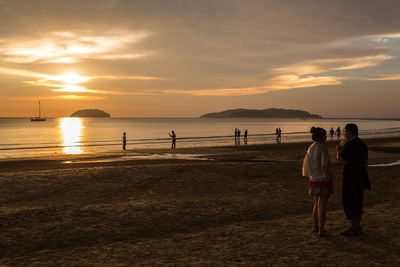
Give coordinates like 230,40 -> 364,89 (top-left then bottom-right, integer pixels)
302,123 -> 370,237
122,130 -> 177,150
122,124 -> 369,238
124,126 -> 291,150
234,128 -> 248,145
122,125 -> 345,152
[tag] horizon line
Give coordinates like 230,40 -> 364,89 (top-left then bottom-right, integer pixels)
1,116 -> 400,120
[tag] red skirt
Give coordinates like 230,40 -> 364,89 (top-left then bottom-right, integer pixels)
309,180 -> 333,196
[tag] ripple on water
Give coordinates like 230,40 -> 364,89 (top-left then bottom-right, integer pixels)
61,153 -> 210,164
369,160 -> 400,167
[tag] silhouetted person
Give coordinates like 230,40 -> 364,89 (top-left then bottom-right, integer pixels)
244,129 -> 248,144
237,129 -> 241,145
336,123 -> 370,236
336,127 -> 341,141
234,128 -> 238,143
122,132 -> 127,150
276,127 -> 282,143
330,127 -> 334,140
169,130 -> 176,149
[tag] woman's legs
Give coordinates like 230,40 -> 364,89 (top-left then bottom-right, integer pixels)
312,196 -> 319,232
318,195 -> 329,234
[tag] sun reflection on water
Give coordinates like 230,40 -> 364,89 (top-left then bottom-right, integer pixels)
60,117 -> 83,154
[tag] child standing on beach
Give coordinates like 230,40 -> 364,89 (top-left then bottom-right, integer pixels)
302,127 -> 333,236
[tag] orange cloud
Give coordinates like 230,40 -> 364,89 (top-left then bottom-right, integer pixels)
267,75 -> 342,90
5,95 -> 106,101
368,75 -> 400,81
95,75 -> 166,81
56,95 -> 106,100
159,75 -> 341,96
0,30 -> 149,63
0,66 -> 48,79
274,55 -> 392,76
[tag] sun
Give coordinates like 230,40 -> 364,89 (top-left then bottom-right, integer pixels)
53,72 -> 90,85
48,72 -> 91,92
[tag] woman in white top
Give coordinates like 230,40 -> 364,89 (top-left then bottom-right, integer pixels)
302,127 -> 333,236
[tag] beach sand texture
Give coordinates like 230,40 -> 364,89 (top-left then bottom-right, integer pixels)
1,138 -> 400,265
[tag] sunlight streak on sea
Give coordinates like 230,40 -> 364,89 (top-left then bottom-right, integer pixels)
60,117 -> 83,155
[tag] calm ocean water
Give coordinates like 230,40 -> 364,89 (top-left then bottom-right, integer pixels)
0,117 -> 400,158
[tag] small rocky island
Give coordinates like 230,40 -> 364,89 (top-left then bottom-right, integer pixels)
70,109 -> 111,118
200,108 -> 321,118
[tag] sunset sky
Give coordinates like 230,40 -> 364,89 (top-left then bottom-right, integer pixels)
1,0 -> 400,118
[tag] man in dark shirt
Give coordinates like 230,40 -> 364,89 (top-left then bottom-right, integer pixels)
336,123 -> 369,236
169,130 -> 176,149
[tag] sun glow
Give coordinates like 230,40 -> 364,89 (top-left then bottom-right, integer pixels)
60,117 -> 83,154
42,72 -> 91,93
52,85 -> 87,92
53,72 -> 90,84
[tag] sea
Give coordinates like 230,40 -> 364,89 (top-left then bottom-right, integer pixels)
0,117 -> 400,159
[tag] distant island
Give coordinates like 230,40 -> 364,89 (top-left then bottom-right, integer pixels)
70,109 -> 111,118
200,108 -> 321,118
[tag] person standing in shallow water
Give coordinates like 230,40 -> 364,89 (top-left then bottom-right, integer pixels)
244,129 -> 248,144
302,127 -> 333,237
275,127 -> 282,143
122,132 -> 127,150
234,128 -> 238,143
336,123 -> 370,236
336,127 -> 341,141
169,130 -> 176,149
330,128 -> 334,140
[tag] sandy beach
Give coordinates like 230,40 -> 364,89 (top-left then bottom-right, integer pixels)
1,137 -> 400,266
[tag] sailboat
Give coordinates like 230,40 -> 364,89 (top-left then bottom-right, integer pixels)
31,101 -> 47,121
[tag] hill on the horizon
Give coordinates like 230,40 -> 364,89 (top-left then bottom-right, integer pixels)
200,108 -> 321,118
70,109 -> 111,118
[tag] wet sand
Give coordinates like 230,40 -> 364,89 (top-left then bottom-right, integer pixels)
1,137 -> 400,265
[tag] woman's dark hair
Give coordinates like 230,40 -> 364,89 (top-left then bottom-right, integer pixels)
345,123 -> 358,135
310,127 -> 326,141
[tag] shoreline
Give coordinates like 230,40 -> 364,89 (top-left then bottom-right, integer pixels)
1,135 -> 400,159
1,136 -> 399,173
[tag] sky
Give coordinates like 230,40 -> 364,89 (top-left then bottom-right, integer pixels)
0,0 -> 400,118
